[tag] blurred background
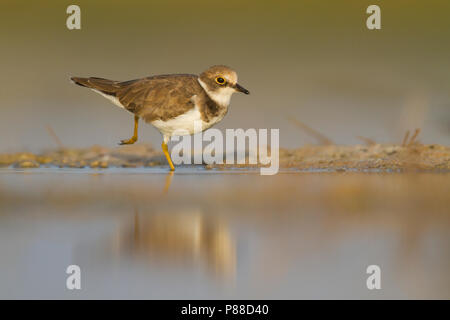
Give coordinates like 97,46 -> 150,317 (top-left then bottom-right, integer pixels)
0,1 -> 449,300
0,0 -> 449,152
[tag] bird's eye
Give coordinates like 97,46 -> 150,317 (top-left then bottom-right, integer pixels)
215,77 -> 226,85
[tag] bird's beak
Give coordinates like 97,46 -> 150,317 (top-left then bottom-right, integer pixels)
234,83 -> 249,94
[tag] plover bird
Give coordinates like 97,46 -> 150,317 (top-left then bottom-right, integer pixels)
71,65 -> 249,170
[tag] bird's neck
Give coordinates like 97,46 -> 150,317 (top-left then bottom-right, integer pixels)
198,78 -> 233,108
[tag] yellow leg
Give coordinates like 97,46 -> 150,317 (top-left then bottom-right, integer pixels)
162,141 -> 175,171
119,115 -> 139,145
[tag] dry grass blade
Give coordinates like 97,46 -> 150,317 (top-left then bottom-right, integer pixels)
45,125 -> 64,149
402,130 -> 410,147
402,128 -> 421,147
289,118 -> 334,145
408,128 -> 421,146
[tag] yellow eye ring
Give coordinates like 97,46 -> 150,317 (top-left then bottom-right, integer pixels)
215,77 -> 226,85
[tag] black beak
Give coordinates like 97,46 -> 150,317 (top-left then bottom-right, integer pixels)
235,83 -> 249,94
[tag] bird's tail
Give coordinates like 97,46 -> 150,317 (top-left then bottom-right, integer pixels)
71,76 -> 120,95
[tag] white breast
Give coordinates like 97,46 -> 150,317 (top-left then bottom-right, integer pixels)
93,86 -> 229,139
151,107 -> 204,137
151,97 -> 227,138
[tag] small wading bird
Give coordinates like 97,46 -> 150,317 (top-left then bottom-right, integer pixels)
71,65 -> 249,171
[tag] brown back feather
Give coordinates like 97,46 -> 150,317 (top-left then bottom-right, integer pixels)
71,74 -> 218,123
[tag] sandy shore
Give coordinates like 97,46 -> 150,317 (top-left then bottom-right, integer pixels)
1,143 -> 449,172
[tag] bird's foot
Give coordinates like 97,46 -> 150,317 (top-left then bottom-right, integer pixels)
118,136 -> 137,145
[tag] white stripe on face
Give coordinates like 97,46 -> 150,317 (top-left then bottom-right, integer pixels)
198,79 -> 235,107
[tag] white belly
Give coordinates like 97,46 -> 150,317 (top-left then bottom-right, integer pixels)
93,88 -> 228,138
151,107 -> 225,138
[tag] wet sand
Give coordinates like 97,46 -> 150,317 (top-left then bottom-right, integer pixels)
1,142 -> 449,172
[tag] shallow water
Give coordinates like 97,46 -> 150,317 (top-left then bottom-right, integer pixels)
0,168 -> 449,299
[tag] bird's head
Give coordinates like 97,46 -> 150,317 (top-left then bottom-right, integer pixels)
198,65 -> 249,106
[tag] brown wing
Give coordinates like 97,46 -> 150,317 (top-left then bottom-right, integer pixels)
72,74 -> 202,122
115,75 -> 201,122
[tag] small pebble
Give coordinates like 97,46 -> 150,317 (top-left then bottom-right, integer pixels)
14,161 -> 40,168
99,161 -> 109,168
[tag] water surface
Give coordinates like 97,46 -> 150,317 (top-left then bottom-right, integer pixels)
0,168 -> 449,299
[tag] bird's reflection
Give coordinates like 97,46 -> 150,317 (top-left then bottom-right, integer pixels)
113,208 -> 236,278
163,171 -> 174,194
